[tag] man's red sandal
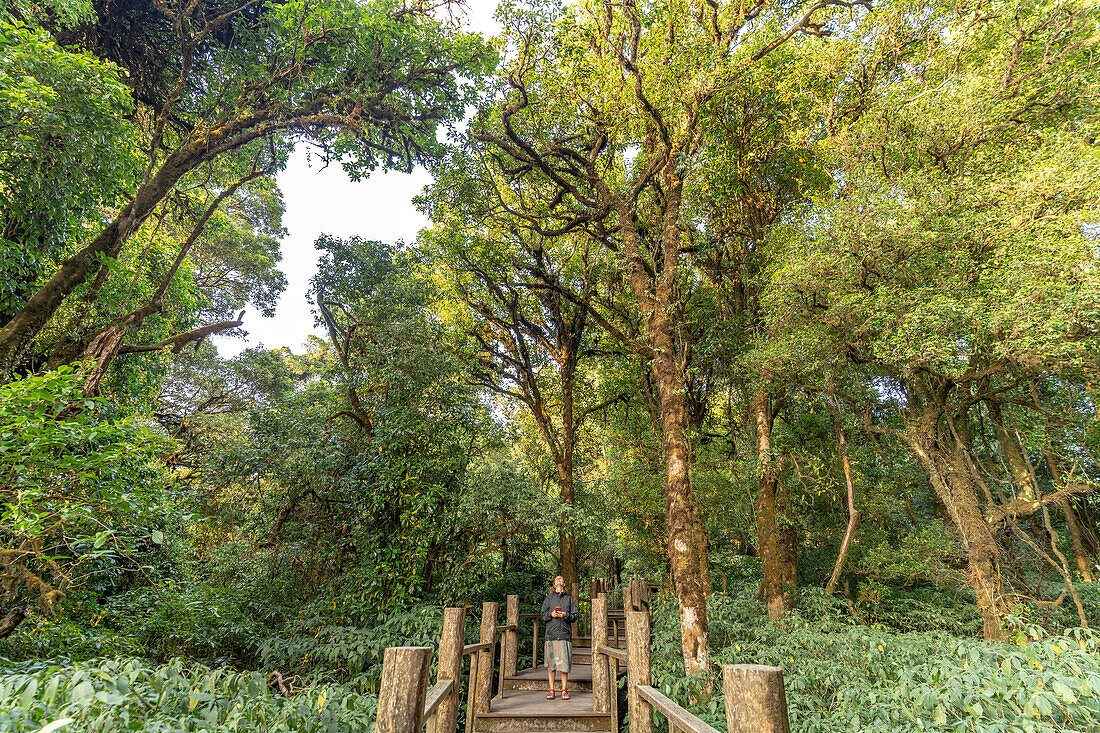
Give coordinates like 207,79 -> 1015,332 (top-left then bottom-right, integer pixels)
561,691 -> 570,700
546,690 -> 555,699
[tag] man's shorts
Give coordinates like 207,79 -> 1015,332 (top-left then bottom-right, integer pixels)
544,639 -> 572,673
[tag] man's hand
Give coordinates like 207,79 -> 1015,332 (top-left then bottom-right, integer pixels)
552,610 -> 565,618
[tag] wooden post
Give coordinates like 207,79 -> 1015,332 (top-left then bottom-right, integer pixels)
465,652 -> 479,732
532,615 -> 540,668
435,608 -> 465,733
723,664 -> 791,733
626,610 -> 652,733
589,579 -> 599,637
505,595 -> 519,677
376,646 -> 432,733
592,593 -> 610,713
571,581 -> 580,639
475,602 -> 498,713
628,578 -> 641,612
609,651 -> 619,726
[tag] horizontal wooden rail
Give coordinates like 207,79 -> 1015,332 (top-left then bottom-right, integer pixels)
637,685 -> 722,733
519,613 -> 540,619
463,642 -> 490,655
423,679 -> 454,720
597,644 -> 628,662
495,623 -> 518,632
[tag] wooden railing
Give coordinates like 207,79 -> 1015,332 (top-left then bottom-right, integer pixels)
590,593 -> 791,733
375,581 -> 791,733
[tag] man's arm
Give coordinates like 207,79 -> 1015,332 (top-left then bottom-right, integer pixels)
566,596 -> 580,623
540,595 -> 554,622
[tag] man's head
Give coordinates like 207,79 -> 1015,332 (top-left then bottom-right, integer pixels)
553,575 -> 565,593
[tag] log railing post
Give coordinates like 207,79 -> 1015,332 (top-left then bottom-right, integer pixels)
722,664 -> 791,733
465,652 -> 479,732
628,577 -> 641,613
505,595 -> 519,677
532,614 -> 540,668
592,592 -> 610,713
571,581 -> 580,638
435,608 -> 465,733
475,602 -> 498,714
626,610 -> 652,733
376,646 -> 432,733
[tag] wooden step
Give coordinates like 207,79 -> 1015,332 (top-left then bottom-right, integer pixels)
475,690 -> 614,732
504,666 -> 592,692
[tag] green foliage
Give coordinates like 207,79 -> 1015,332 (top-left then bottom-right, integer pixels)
0,657 -> 377,732
0,18 -> 135,319
649,593 -> 1100,732
0,367 -> 172,612
258,605 -> 448,688
0,616 -> 142,664
97,584 -> 271,665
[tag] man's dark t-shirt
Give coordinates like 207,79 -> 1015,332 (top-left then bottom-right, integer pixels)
540,590 -> 579,641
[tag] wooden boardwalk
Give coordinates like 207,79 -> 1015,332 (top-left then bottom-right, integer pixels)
479,655 -> 616,732
477,614 -> 626,733
373,580 -> 792,733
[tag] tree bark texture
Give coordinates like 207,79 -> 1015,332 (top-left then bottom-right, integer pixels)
987,401 -> 1037,502
0,140 -> 207,375
754,388 -> 795,619
906,401 -> 1011,640
654,310 -> 710,676
0,605 -> 30,639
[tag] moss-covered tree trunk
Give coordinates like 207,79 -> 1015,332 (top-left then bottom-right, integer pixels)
906,399 -> 1012,640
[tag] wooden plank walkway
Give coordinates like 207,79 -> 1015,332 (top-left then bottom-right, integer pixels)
504,663 -> 594,691
467,589 -> 633,733
478,642 -> 623,732
477,673 -> 614,732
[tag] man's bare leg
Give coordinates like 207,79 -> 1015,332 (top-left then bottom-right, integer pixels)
561,672 -> 569,694
547,668 -> 556,693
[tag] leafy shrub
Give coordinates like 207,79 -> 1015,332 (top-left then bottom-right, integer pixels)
97,583 -> 271,665
0,617 -> 142,664
648,593 -> 1100,732
0,367 -> 172,615
0,656 -> 377,732
258,605 -> 450,689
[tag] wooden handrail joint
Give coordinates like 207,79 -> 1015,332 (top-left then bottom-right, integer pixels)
596,644 -> 628,662
636,685 -> 721,733
422,679 -> 454,719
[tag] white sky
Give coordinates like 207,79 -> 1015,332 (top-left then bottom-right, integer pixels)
214,0 -> 500,358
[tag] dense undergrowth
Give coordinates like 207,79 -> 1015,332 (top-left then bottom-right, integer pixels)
5,580 -> 1100,732
0,657 -> 377,732
649,586 -> 1100,733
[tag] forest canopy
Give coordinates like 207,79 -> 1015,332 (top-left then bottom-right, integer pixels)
1,0 -> 1099,730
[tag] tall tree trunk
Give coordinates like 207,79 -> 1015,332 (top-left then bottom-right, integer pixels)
609,182 -> 710,676
654,341 -> 709,675
753,388 -> 792,619
557,464 -> 579,592
907,405 -> 1011,639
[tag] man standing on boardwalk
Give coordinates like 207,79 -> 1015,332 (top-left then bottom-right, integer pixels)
541,575 -> 579,700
